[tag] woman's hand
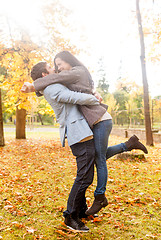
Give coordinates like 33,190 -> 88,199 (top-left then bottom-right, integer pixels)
21,82 -> 35,93
94,91 -> 103,103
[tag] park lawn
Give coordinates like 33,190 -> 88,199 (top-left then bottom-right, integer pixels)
0,134 -> 161,240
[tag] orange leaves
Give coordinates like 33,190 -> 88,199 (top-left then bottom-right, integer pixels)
55,223 -> 81,238
55,229 -> 77,238
26,227 -> 37,234
11,222 -> 38,239
0,135 -> 161,239
125,197 -> 147,206
113,220 -> 125,230
3,199 -> 27,217
92,217 -> 102,223
55,229 -> 70,237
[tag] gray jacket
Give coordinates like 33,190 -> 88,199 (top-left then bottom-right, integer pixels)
43,83 -> 99,147
34,66 -> 107,128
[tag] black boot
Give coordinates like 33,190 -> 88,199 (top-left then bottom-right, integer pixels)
85,194 -> 108,216
125,135 -> 148,154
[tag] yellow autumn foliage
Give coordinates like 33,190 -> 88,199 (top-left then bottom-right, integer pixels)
0,1 -> 80,120
0,38 -> 48,115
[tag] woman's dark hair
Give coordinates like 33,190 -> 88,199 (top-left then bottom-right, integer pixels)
31,62 -> 48,81
54,51 -> 82,71
54,51 -> 94,88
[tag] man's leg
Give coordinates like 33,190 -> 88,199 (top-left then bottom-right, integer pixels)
63,139 -> 95,230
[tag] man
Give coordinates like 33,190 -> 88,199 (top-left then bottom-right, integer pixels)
21,62 -> 100,232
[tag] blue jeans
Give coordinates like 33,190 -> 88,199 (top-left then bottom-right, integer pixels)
93,119 -> 127,196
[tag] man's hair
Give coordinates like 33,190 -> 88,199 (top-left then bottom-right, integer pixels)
31,62 -> 48,81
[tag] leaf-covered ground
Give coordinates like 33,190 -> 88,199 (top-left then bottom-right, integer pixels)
0,135 -> 161,240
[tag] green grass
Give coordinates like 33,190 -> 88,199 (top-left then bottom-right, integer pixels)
0,132 -> 161,239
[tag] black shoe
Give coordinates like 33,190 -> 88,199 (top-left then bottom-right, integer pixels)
125,135 -> 148,154
85,194 -> 108,215
64,215 -> 89,232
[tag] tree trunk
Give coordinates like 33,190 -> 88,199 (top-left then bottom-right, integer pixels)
0,89 -> 5,146
136,0 -> 153,146
16,107 -> 26,139
37,112 -> 44,125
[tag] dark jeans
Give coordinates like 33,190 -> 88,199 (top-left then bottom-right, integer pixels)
63,139 -> 95,218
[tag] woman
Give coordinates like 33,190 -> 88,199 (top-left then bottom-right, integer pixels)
24,51 -> 148,216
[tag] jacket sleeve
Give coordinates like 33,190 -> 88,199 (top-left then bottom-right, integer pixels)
33,68 -> 81,92
44,84 -> 99,106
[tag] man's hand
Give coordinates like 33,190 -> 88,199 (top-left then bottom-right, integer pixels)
21,82 -> 35,93
94,91 -> 103,103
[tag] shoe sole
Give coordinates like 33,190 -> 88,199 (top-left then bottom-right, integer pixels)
85,201 -> 108,215
66,225 -> 89,232
133,135 -> 148,154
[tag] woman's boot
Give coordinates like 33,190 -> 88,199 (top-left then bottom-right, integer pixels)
125,135 -> 148,154
85,194 -> 108,215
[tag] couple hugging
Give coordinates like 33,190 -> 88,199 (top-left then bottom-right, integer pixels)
21,50 -> 148,232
